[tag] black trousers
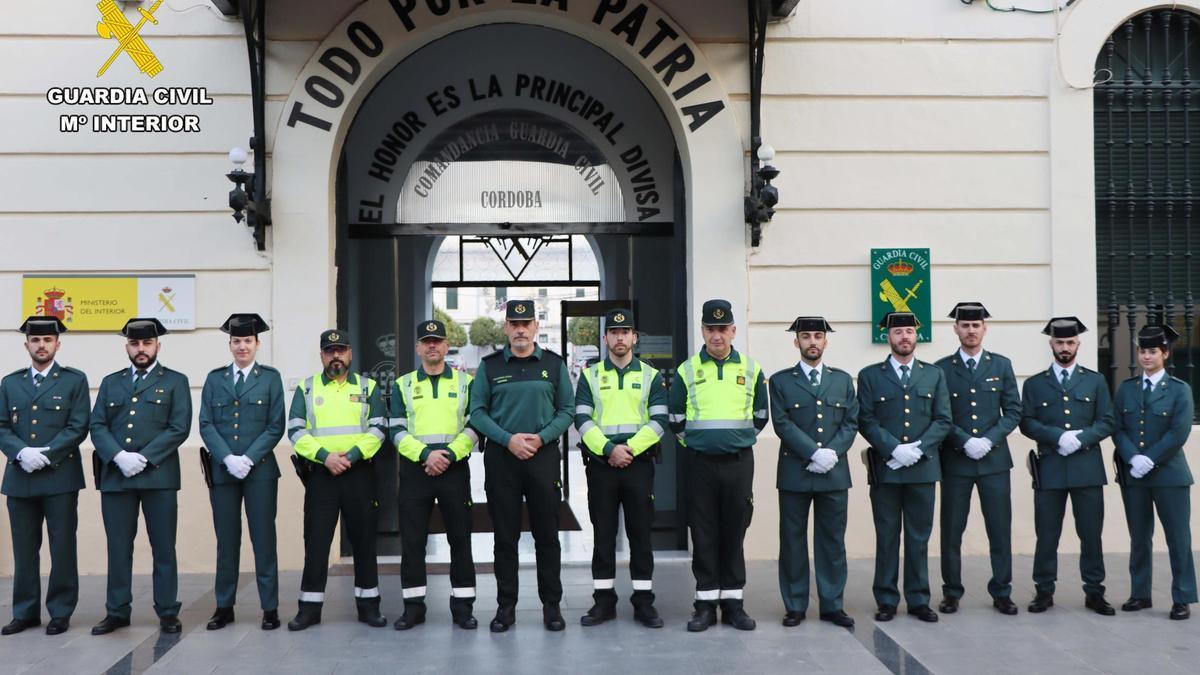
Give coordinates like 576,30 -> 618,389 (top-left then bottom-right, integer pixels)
398,458 -> 476,607
299,461 -> 379,600
484,442 -> 562,607
585,455 -> 655,606
688,448 -> 754,605
8,492 -> 78,621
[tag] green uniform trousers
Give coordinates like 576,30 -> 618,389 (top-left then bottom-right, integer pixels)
8,492 -> 78,621
778,489 -> 847,614
1033,486 -> 1105,596
870,482 -> 935,608
1121,485 -> 1197,604
209,479 -> 279,611
101,489 -> 181,619
939,472 -> 1012,600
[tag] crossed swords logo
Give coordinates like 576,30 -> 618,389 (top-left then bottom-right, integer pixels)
95,0 -> 165,78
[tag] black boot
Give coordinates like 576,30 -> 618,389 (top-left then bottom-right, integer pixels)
450,597 -> 477,629
581,590 -> 617,627
356,597 -> 387,627
632,602 -> 664,628
720,600 -> 756,631
686,602 -> 717,632
287,601 -> 322,631
393,602 -> 426,630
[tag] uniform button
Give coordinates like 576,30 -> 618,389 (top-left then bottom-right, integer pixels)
30,433 -> 36,439
130,410 -> 136,416
816,414 -> 823,419
970,402 -> 977,407
972,428 -> 979,434
970,389 -> 976,394
233,435 -> 239,441
904,395 -> 911,400
817,428 -> 823,433
1139,420 -> 1144,425
904,408 -> 911,414
233,423 -> 239,429
1064,409 -> 1071,415
257,400 -> 262,405
31,420 -> 37,425
31,405 -> 37,411
125,437 -> 132,443
1139,441 -> 1145,447
1062,395 -> 1069,401
234,412 -> 240,418
794,404 -> 799,408
902,436 -> 909,441
127,423 -> 133,428
816,401 -> 823,406
971,414 -> 978,420
234,401 -> 240,407
904,421 -> 911,427
1064,423 -> 1072,429
131,397 -> 138,403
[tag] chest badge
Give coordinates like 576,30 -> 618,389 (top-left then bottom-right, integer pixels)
541,370 -> 549,379
736,375 -> 746,386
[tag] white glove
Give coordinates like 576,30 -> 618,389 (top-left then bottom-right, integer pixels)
806,460 -> 829,474
1129,454 -> 1155,479
1056,430 -> 1083,456
113,450 -> 148,478
886,458 -> 904,471
891,440 -> 923,467
16,447 -> 50,473
223,454 -> 254,480
810,448 -> 838,473
963,437 -> 993,461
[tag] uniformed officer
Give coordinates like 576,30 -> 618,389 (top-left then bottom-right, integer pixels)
198,314 -> 285,631
1113,324 -> 1195,620
669,299 -> 768,632
389,319 -> 479,631
286,329 -> 388,631
89,318 -> 192,635
469,300 -> 574,633
769,316 -> 857,629
857,311 -> 951,624
0,317 -> 89,636
935,302 -> 1021,616
1019,317 -> 1116,615
574,308 -> 667,628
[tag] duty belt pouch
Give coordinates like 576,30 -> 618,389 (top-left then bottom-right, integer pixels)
1026,449 -> 1042,490
861,448 -> 877,486
1112,449 -> 1127,487
91,450 -> 101,490
650,442 -> 663,464
199,446 -> 214,489
290,454 -> 313,484
578,441 -> 591,467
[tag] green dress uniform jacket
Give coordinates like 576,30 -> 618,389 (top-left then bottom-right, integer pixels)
0,364 -> 91,496
770,363 -> 858,492
90,364 -> 192,491
857,359 -> 952,484
936,351 -> 1021,477
1019,366 -> 1115,489
199,364 -> 285,484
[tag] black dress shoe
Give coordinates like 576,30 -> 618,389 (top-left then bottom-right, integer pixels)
1085,594 -> 1115,616
454,614 -> 478,630
874,605 -> 896,622
543,604 -> 566,632
721,606 -> 756,631
633,604 -> 663,628
1121,597 -> 1152,612
206,607 -> 234,630
993,598 -> 1018,615
91,616 -> 130,636
686,604 -> 717,632
1170,603 -> 1190,620
580,602 -> 616,627
781,611 -> 805,627
261,610 -> 280,631
938,597 -> 959,614
489,606 -> 515,633
819,610 -> 855,628
908,605 -> 939,623
1028,592 -> 1054,613
1,618 -> 39,635
160,617 -> 182,634
45,618 -> 69,635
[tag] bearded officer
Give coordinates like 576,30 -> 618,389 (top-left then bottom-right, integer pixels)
198,314 -> 284,631
934,302 -> 1021,616
574,309 -> 667,628
857,312 -> 951,624
389,319 -> 479,631
0,317 -> 90,636
1113,324 -> 1195,620
286,329 -> 388,630
769,316 -> 857,629
89,318 -> 192,635
670,299 -> 769,632
1019,317 -> 1116,616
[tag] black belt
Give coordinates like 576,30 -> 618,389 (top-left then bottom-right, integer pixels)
691,447 -> 752,462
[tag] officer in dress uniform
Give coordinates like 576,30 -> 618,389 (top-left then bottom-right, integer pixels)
1019,317 -> 1116,616
0,317 -> 89,636
935,303 -> 1021,616
1113,324 -> 1195,620
669,299 -> 769,633
857,311 -> 951,624
286,329 -> 388,631
574,309 -> 667,628
389,319 -> 479,631
769,316 -> 857,629
89,318 -> 192,635
198,314 -> 284,631
469,300 -> 575,633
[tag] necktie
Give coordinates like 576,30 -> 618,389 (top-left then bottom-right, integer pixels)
1143,378 -> 1152,407
135,368 -> 147,384
1060,369 -> 1069,388
33,373 -> 44,388
235,370 -> 245,395
966,358 -> 976,373
899,364 -> 910,387
809,369 -> 819,388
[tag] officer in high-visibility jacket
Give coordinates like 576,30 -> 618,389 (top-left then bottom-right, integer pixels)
574,309 -> 668,628
389,320 -> 479,631
669,299 -> 769,633
286,329 -> 388,631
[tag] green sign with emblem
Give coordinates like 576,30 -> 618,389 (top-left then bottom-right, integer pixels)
870,248 -> 931,344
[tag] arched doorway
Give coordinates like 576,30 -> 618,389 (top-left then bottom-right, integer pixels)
336,22 -> 691,556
